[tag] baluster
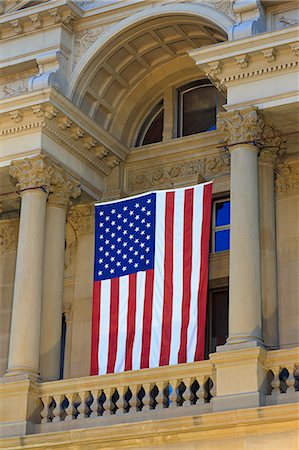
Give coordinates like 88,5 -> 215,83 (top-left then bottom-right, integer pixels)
40,396 -> 51,424
142,383 -> 152,411
65,393 -> 75,421
52,395 -> 62,423
130,384 -> 139,412
182,378 -> 191,407
89,389 -> 99,418
100,389 -> 109,416
286,364 -> 296,393
197,376 -> 206,405
155,382 -> 165,410
271,366 -> 281,395
168,380 -> 178,408
109,387 -> 117,414
116,386 -> 127,415
210,374 -> 216,400
77,391 -> 87,420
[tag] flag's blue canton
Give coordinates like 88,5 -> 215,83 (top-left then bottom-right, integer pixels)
94,193 -> 156,281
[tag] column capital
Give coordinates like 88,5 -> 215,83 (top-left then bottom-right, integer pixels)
68,203 -> 94,238
217,107 -> 265,147
258,123 -> 284,168
9,155 -> 52,192
48,168 -> 81,209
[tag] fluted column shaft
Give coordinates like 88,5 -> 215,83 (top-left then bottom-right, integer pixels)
259,148 -> 279,348
6,156 -> 50,378
39,172 -> 80,381
218,107 -> 265,348
228,143 -> 263,344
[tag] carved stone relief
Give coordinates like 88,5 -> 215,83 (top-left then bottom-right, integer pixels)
0,219 -> 19,255
202,0 -> 236,20
68,203 -> 95,238
129,155 -> 230,191
73,27 -> 107,68
275,162 -> 299,199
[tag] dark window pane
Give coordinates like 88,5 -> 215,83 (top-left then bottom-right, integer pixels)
215,201 -> 230,226
182,85 -> 216,136
142,110 -> 164,145
215,229 -> 230,252
211,290 -> 229,350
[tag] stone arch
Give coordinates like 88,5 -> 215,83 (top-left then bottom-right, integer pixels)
70,2 -> 233,144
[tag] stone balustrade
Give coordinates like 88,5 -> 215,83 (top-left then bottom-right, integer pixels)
37,360 -> 214,432
265,348 -> 299,404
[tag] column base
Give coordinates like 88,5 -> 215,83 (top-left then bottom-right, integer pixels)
5,366 -> 40,382
217,336 -> 264,352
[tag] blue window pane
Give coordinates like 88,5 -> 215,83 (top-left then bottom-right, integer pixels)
215,201 -> 230,226
215,229 -> 230,252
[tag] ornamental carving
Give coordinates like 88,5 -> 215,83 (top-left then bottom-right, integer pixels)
258,124 -> 284,167
48,168 -> 81,208
129,155 -> 230,191
0,219 -> 19,255
68,203 -> 95,237
73,27 -> 106,67
217,107 -> 265,146
275,162 -> 299,199
202,0 -> 236,20
9,155 -> 54,191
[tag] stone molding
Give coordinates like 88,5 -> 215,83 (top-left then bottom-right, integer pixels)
275,161 -> 299,199
189,27 -> 299,93
2,101 -> 122,177
232,0 -> 266,39
0,218 -> 19,255
129,154 -> 230,192
68,203 -> 95,238
217,107 -> 265,146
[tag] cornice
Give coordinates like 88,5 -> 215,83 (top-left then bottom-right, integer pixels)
0,0 -> 82,39
0,88 -> 128,177
189,26 -> 299,91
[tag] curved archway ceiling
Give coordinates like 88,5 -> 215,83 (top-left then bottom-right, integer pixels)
76,16 -> 226,132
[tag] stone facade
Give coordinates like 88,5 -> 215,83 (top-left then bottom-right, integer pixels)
0,1 -> 298,449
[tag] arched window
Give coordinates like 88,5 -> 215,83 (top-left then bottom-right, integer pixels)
136,100 -> 164,146
177,80 -> 225,137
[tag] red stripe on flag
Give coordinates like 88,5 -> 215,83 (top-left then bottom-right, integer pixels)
125,273 -> 137,371
159,191 -> 175,366
107,278 -> 120,374
140,269 -> 154,369
195,183 -> 213,361
178,188 -> 194,363
90,281 -> 101,375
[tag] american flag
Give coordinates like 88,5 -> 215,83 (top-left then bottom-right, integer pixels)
91,182 -> 212,375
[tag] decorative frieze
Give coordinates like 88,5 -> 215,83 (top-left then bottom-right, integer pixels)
217,107 -> 265,146
0,219 -> 19,255
275,162 -> 299,199
129,154 -> 230,191
68,203 -> 95,238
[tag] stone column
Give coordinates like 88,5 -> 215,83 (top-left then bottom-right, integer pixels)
6,156 -> 51,379
258,134 -> 280,349
39,170 -> 80,381
218,107 -> 265,348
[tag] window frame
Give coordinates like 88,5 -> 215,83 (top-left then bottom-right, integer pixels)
211,197 -> 230,253
176,79 -> 224,138
135,100 -> 164,147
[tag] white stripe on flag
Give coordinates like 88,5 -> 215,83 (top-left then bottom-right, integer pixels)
149,191 -> 166,368
114,275 -> 129,373
132,270 -> 146,370
187,185 -> 204,362
98,278 -> 111,375
169,188 -> 185,366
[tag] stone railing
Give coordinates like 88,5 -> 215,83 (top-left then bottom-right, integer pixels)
37,360 -> 214,432
265,348 -> 299,404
